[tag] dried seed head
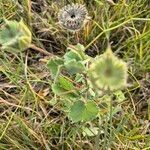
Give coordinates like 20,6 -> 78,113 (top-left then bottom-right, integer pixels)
58,3 -> 90,31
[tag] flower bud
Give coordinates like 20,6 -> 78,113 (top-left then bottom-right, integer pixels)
88,47 -> 127,91
0,20 -> 32,53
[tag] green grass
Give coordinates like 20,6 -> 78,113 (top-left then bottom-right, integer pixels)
0,0 -> 150,149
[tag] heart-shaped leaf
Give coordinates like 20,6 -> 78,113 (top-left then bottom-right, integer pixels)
68,100 -> 99,122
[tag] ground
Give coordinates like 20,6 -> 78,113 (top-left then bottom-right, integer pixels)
0,0 -> 150,150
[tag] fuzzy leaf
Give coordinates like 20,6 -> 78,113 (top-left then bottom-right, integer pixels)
67,44 -> 89,60
63,44 -> 89,75
52,76 -> 78,98
58,76 -> 74,91
47,58 -> 64,78
64,60 -> 86,75
68,101 -> 99,122
82,101 -> 99,121
114,90 -> 126,103
68,101 -> 84,122
64,50 -> 82,62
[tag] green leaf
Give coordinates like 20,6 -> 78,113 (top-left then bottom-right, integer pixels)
61,99 -> 73,112
68,43 -> 85,52
94,0 -> 104,6
51,76 -> 78,98
52,83 -> 66,95
63,44 -> 89,75
58,76 -> 74,91
144,135 -> 150,148
68,101 -> 84,122
73,43 -> 88,60
64,50 -> 82,62
114,90 -> 126,103
66,43 -> 89,61
49,98 -> 57,106
68,101 -> 99,122
47,57 -> 64,78
75,74 -> 84,83
128,135 -> 145,141
82,101 -> 99,121
64,60 -> 86,75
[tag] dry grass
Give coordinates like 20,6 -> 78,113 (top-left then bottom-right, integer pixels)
0,0 -> 150,149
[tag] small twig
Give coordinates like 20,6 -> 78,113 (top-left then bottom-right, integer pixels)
30,44 -> 54,56
0,98 -> 40,116
75,31 -> 80,43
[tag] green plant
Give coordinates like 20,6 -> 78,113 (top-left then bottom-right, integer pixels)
47,43 -> 127,123
1,0 -> 149,149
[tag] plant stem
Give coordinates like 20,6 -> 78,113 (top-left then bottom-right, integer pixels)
109,95 -> 113,147
104,117 -> 108,149
30,44 -> 54,56
95,116 -> 102,150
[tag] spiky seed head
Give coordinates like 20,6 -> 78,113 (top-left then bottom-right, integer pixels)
58,3 -> 90,31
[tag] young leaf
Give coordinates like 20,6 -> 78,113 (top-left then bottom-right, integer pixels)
64,50 -> 82,62
66,43 -> 89,61
63,44 -> 90,75
75,74 -> 84,83
73,43 -> 88,60
52,83 -> 66,95
114,90 -> 126,103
